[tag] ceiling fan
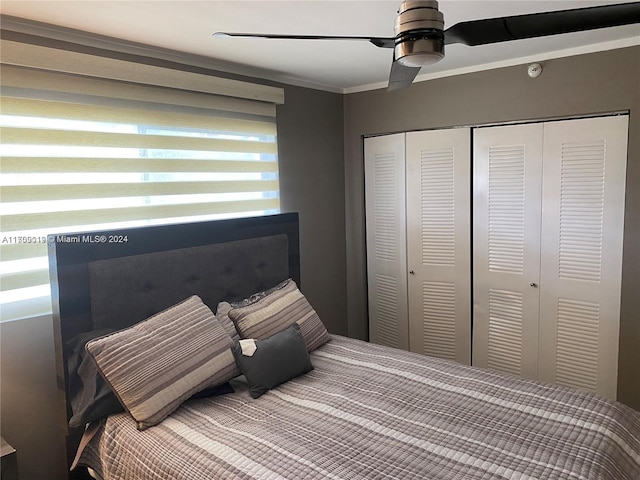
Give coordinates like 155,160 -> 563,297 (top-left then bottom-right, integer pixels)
214,1 -> 640,91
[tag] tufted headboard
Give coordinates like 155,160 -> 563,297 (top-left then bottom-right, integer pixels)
48,212 -> 300,470
88,235 -> 289,332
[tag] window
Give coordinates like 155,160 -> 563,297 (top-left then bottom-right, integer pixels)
0,42 -> 284,322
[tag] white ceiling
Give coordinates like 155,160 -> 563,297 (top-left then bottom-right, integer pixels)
2,1 -> 639,93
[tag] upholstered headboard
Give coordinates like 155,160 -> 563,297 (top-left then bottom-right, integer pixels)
88,235 -> 289,331
48,212 -> 300,471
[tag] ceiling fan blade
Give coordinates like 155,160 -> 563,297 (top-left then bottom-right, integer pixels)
213,32 -> 395,48
388,59 -> 422,91
444,2 -> 640,46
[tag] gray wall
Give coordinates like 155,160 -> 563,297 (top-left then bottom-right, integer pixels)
278,85 -> 347,336
343,46 -> 640,410
0,35 -> 346,480
0,315 -> 68,480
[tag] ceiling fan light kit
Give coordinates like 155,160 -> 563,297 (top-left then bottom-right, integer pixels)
214,2 -> 640,90
394,0 -> 444,68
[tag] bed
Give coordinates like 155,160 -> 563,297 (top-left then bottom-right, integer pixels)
49,213 -> 640,480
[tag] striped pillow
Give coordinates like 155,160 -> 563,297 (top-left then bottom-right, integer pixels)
86,296 -> 238,430
228,279 -> 330,352
215,301 -> 240,343
216,279 -> 289,343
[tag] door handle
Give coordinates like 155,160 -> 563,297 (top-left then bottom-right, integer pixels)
409,270 -> 415,275
530,282 -> 538,288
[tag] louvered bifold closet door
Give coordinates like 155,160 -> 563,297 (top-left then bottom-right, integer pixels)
406,129 -> 471,364
473,124 -> 544,380
364,134 -> 409,349
537,116 -> 627,400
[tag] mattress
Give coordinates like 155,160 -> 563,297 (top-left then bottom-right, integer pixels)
76,335 -> 640,479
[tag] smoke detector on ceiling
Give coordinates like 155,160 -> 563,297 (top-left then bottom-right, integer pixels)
527,63 -> 543,78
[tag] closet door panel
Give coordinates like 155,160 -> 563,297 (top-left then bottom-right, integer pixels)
538,116 -> 628,399
364,134 -> 409,350
406,128 -> 471,364
473,124 -> 543,379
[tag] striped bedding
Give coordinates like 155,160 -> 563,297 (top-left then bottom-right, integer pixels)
76,335 -> 640,480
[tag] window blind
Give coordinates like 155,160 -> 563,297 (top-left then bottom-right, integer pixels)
0,43 -> 283,322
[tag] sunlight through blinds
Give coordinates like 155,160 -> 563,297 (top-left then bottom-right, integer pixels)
0,48 -> 283,322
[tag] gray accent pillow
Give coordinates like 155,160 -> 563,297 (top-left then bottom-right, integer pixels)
86,296 -> 238,430
67,329 -> 124,427
232,323 -> 313,399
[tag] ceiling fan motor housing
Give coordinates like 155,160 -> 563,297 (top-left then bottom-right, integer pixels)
394,0 -> 445,67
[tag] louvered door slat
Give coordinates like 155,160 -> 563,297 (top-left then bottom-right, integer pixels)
375,274 -> 402,347
557,141 -> 606,282
555,298 -> 599,391
421,281 -> 457,360
420,148 -> 456,266
488,145 -> 525,274
373,156 -> 401,262
487,288 -> 524,376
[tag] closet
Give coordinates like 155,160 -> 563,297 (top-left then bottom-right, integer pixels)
364,115 -> 628,399
365,128 -> 471,365
473,116 -> 628,399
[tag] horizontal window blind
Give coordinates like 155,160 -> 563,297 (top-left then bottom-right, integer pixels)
0,54 -> 283,322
